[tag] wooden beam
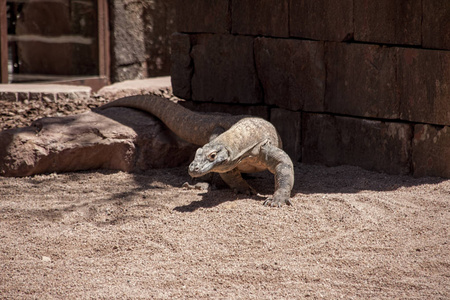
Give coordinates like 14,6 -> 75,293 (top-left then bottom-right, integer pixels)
0,0 -> 8,83
98,0 -> 110,83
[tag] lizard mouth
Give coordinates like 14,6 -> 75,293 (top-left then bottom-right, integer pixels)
188,161 -> 216,177
188,160 -> 236,177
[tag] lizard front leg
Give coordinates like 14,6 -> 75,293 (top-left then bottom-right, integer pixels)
260,143 -> 294,207
219,168 -> 257,195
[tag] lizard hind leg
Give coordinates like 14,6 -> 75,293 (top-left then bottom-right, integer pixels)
219,168 -> 257,196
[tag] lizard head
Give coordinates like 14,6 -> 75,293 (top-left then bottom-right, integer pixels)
188,143 -> 231,177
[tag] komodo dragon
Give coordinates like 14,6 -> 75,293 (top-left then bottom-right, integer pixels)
100,95 -> 294,207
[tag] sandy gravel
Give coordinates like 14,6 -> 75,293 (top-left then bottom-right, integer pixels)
0,163 -> 449,299
1,87 -> 449,298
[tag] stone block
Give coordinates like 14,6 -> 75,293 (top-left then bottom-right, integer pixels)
232,0 -> 289,37
423,1 -> 450,50
56,93 -> 70,102
175,0 -> 230,33
302,114 -> 337,166
170,33 -> 192,99
113,63 -> 147,83
302,113 -> 412,175
41,93 -> 56,102
412,124 -> 450,178
354,0 -> 421,45
17,92 -> 29,101
0,92 -> 17,101
0,84 -> 91,101
325,42 -> 398,119
108,0 -> 176,81
29,93 -> 42,101
397,48 -> 450,125
143,1 -> 176,77
270,108 -> 302,162
109,0 -> 146,66
290,0 -> 353,41
254,37 -> 325,111
190,34 -> 262,104
180,101 -> 269,120
255,37 -> 290,109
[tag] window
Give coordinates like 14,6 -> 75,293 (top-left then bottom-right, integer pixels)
0,0 -> 109,90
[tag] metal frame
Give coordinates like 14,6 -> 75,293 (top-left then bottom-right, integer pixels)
0,0 -> 110,90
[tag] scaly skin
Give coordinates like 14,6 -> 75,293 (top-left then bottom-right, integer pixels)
101,95 -> 294,206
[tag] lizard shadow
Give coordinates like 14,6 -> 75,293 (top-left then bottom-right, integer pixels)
173,190 -> 267,212
175,163 -> 449,212
95,167 -> 268,212
173,173 -> 271,212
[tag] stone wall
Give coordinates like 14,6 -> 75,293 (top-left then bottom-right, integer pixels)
171,0 -> 450,178
109,0 -> 175,82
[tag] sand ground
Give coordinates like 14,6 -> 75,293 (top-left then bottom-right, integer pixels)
0,163 -> 449,299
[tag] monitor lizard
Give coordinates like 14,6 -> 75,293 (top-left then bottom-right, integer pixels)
100,95 -> 294,207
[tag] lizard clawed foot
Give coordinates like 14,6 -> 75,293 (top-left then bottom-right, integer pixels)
263,197 -> 292,207
263,190 -> 292,207
232,185 -> 257,196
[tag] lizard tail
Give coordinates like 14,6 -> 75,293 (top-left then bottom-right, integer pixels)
100,94 -> 228,145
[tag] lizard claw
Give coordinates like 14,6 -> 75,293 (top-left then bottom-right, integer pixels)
263,191 -> 292,207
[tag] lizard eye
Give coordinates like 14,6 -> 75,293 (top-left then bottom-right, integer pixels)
207,152 -> 217,161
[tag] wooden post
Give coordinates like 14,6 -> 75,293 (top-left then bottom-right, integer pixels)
98,0 -> 110,84
0,0 -> 8,83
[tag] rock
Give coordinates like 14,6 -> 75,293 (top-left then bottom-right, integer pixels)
0,108 -> 196,177
42,256 -> 52,262
96,77 -> 173,100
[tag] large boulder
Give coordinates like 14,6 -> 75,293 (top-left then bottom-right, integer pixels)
0,107 -> 197,177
